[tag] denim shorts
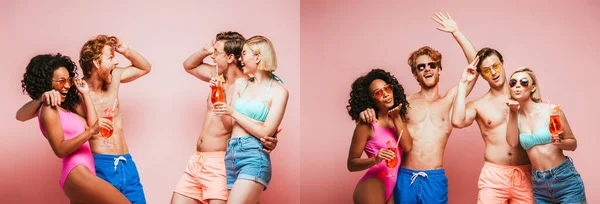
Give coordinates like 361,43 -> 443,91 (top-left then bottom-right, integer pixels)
225,136 -> 272,190
532,157 -> 587,204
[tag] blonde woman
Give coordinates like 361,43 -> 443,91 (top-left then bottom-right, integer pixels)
506,67 -> 586,203
213,35 -> 288,203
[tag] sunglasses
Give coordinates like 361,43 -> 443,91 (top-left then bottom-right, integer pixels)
481,63 -> 501,75
211,50 -> 228,58
416,62 -> 438,71
52,77 -> 73,87
509,78 -> 529,87
372,84 -> 393,98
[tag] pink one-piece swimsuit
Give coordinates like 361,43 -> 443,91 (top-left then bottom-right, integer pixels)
357,122 -> 402,201
38,105 -> 95,190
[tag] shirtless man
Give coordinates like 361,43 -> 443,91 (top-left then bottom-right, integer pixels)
452,46 -> 533,203
16,35 -> 151,203
170,31 -> 278,204
360,13 -> 478,203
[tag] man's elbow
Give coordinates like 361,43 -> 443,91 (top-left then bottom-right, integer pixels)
403,144 -> 413,152
183,61 -> 194,71
144,63 -> 152,73
451,119 -> 467,129
507,140 -> 519,148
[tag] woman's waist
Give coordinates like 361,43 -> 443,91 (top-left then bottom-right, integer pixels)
231,126 -> 263,139
528,147 -> 567,171
62,146 -> 94,166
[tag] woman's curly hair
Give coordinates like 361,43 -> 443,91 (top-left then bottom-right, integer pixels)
347,69 -> 409,122
21,53 -> 80,112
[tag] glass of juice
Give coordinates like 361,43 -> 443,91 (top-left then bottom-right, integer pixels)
211,76 -> 225,104
100,108 -> 114,147
386,140 -> 398,177
549,105 -> 563,140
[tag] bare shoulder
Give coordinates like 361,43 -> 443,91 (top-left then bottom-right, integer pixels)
234,76 -> 250,84
234,77 -> 249,90
40,105 -> 59,120
468,97 -> 483,109
111,67 -> 125,81
271,81 -> 288,96
406,93 -> 418,102
538,103 -> 557,113
540,103 -> 555,109
355,121 -> 373,134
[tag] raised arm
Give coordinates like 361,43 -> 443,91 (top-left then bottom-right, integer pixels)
16,99 -> 44,122
16,90 -> 62,122
183,41 -> 218,82
433,12 -> 477,63
113,37 -> 152,83
552,105 -> 577,151
506,101 -> 520,147
347,122 -> 394,172
72,79 -> 101,127
451,57 -> 480,128
434,12 -> 480,102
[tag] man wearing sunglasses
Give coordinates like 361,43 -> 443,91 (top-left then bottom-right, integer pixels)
452,47 -> 534,203
359,12 -> 479,203
16,35 -> 152,203
172,31 -> 279,204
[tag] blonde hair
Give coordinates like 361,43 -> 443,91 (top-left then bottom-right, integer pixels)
511,67 -> 542,103
246,35 -> 277,71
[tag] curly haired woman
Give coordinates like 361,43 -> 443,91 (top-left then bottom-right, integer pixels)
346,68 -> 413,204
21,53 -> 130,204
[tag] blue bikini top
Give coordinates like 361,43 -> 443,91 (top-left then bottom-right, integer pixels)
233,73 -> 283,122
518,103 -> 552,150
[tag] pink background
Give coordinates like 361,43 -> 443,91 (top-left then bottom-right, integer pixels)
301,0 -> 599,203
0,0 -> 299,203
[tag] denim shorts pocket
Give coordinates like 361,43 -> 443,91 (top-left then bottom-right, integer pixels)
259,152 -> 270,167
240,138 -> 262,151
531,174 -> 541,183
555,167 -> 577,182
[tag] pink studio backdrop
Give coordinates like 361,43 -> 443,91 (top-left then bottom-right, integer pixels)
301,0 -> 599,203
0,0 -> 299,203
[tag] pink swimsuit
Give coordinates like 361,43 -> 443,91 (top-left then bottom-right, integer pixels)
357,123 -> 402,201
38,106 -> 95,190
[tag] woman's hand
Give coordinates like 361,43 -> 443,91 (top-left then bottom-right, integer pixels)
388,104 -> 403,119
375,148 -> 396,163
213,102 -> 234,116
73,78 -> 89,94
88,117 -> 113,135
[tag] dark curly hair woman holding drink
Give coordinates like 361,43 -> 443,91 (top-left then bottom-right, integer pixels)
21,53 -> 129,204
346,68 -> 413,204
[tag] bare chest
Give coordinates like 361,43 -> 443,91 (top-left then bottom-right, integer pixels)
89,90 -> 120,118
476,101 -> 509,129
406,99 -> 451,126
